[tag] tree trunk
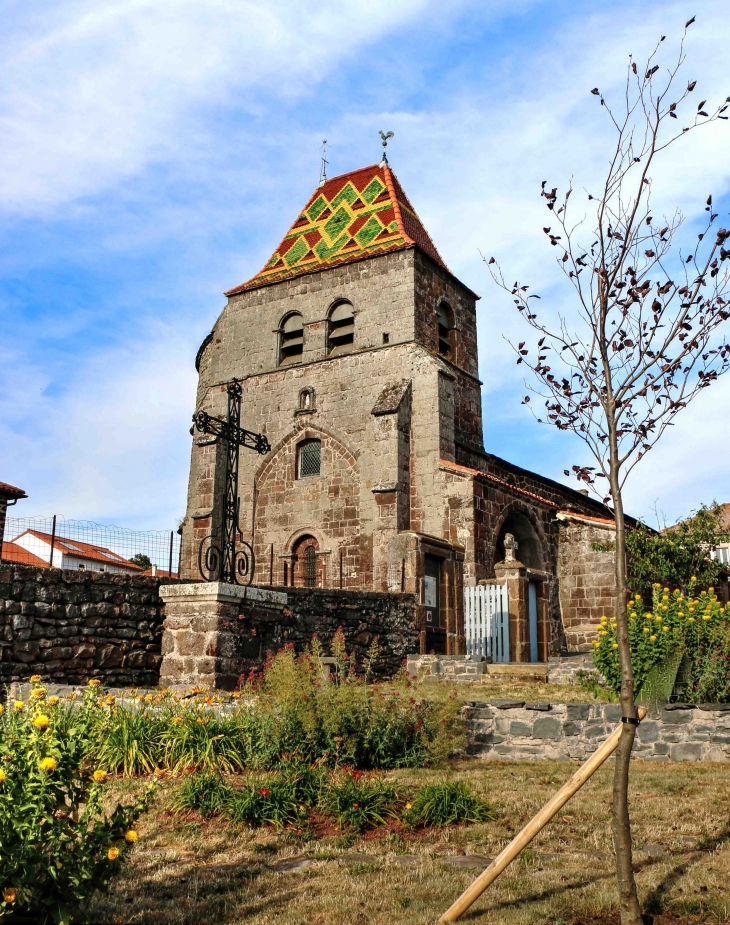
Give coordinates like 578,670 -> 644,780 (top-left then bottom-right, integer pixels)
609,470 -> 642,925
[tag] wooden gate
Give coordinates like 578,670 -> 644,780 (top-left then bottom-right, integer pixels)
464,583 -> 510,662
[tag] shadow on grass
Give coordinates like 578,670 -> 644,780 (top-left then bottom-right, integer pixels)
643,822 -> 730,917
459,836 -> 727,922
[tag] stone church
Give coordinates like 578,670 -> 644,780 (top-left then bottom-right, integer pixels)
180,159 -> 622,659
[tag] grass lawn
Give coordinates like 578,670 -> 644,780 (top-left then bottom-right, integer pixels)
400,677 -> 614,705
91,760 -> 729,925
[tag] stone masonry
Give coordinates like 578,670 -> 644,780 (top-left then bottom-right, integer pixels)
464,701 -> 730,762
0,563 -> 165,687
159,581 -> 419,689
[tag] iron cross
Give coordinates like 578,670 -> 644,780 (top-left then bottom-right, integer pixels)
192,378 -> 270,585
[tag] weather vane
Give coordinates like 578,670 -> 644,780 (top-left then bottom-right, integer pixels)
319,140 -> 328,187
379,130 -> 394,165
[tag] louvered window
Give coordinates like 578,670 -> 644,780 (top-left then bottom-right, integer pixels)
297,439 -> 321,478
279,313 -> 304,365
327,302 -> 354,356
438,303 -> 454,357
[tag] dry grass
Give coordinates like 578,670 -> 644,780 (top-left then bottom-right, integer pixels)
398,677 -> 613,705
91,760 -> 730,925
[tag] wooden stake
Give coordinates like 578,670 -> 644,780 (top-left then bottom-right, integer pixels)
439,707 -> 647,923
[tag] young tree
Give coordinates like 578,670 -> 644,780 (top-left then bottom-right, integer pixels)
128,553 -> 152,571
488,22 -> 730,925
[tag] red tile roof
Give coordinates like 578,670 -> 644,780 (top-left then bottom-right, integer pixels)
0,481 -> 27,499
0,541 -> 49,568
439,459 -> 560,509
225,163 -> 449,295
9,530 -> 142,570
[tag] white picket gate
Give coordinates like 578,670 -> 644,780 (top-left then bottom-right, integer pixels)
464,583 -> 510,662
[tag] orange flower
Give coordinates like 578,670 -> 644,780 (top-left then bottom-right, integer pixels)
3,888 -> 16,903
107,848 -> 120,861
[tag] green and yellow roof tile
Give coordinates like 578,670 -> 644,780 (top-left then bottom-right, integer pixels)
225,163 -> 448,295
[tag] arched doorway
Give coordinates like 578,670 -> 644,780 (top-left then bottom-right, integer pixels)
291,534 -> 320,587
495,511 -> 543,570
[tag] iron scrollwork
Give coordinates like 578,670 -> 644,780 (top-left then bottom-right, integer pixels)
192,379 -> 270,585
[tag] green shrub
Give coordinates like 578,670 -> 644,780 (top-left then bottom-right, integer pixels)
592,580 -> 730,703
406,780 -> 494,827
225,778 -> 304,828
0,681 -> 155,925
317,767 -> 398,832
167,771 -> 230,817
96,702 -> 164,776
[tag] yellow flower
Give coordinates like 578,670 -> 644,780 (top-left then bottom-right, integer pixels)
635,594 -> 641,601
655,615 -> 662,622
709,587 -> 714,593
678,612 -> 684,617
30,674 -> 42,684
31,688 -> 46,700
663,587 -> 669,593
0,705 -> 4,715
107,848 -> 120,861
3,888 -> 16,903
93,770 -> 108,783
662,605 -> 668,612
144,694 -> 154,703
663,626 -> 669,633
405,803 -> 413,810
39,757 -> 57,772
643,628 -> 650,634
125,830 -> 138,844
612,643 -> 619,649
33,714 -> 50,730
592,641 -> 600,648
599,630 -> 608,637
691,575 -> 697,582
688,617 -> 695,623
703,615 -> 712,621
0,770 -> 6,783
650,635 -> 657,642
173,715 -> 182,724
662,595 -> 669,602
13,702 -> 24,712
88,679 -> 101,687
47,696 -> 60,706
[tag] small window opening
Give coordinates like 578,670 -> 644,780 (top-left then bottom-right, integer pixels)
327,301 -> 354,356
437,303 -> 454,357
297,439 -> 321,478
279,313 -> 304,365
382,332 -> 390,344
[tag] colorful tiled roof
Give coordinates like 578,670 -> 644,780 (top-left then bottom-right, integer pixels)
0,541 -> 49,568
226,163 -> 448,295
10,529 -> 142,570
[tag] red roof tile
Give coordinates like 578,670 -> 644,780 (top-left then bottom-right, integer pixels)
10,530 -> 142,570
0,481 -> 27,499
1,541 -> 49,568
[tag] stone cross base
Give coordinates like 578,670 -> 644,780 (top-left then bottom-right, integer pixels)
158,582 -> 287,690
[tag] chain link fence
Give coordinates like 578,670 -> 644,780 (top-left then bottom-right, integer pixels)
1,515 -> 180,578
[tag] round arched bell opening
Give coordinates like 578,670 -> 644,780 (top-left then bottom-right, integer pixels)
495,511 -> 543,570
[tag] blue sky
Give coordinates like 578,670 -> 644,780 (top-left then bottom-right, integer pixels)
1,0 -> 729,531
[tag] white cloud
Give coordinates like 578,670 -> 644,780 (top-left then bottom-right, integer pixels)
0,0 -> 462,213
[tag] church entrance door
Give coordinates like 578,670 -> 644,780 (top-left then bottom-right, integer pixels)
424,554 -> 445,654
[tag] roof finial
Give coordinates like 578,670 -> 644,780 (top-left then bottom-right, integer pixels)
379,130 -> 394,166
318,140 -> 328,187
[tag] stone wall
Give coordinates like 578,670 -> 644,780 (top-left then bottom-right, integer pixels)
0,563 -> 167,687
159,582 -> 420,688
465,701 -> 730,762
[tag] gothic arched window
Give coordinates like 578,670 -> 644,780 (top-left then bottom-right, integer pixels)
327,301 -> 355,356
437,302 -> 455,357
297,438 -> 321,478
279,313 -> 304,365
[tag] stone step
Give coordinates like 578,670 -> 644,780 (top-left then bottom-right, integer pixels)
484,662 -> 549,682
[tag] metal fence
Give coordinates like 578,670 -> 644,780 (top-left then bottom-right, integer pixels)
1,515 -> 180,578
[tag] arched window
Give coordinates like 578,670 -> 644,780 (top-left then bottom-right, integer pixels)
279,313 -> 304,365
437,302 -> 455,357
297,438 -> 321,478
327,301 -> 355,356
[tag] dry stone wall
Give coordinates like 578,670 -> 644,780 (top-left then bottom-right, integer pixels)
464,701 -> 730,762
0,563 -> 166,687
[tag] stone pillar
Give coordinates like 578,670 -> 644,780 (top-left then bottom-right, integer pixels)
494,557 -> 529,662
158,583 -> 287,690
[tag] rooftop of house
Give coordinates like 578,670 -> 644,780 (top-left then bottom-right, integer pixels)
7,529 -> 142,570
0,481 -> 27,500
225,162 -> 450,296
0,541 -> 49,568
